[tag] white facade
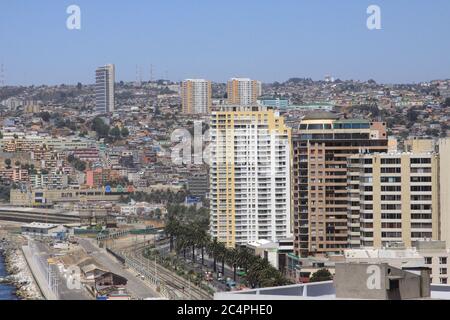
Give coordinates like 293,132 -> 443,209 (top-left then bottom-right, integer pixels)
181,79 -> 211,114
209,106 -> 291,247
227,78 -> 262,106
95,64 -> 115,114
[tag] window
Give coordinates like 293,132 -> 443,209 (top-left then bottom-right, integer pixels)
440,268 -> 447,275
440,257 -> 448,265
424,257 -> 432,265
441,278 -> 448,284
381,158 -> 401,165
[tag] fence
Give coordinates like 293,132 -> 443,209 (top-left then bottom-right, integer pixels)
29,241 -> 60,300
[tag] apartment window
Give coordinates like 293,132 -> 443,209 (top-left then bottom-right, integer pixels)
441,278 -> 448,284
424,257 -> 432,265
381,158 -> 401,165
440,257 -> 448,265
440,268 -> 448,275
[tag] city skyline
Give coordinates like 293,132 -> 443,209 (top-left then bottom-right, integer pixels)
1,0 -> 450,85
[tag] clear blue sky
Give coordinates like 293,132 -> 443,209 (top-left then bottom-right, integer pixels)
1,0 -> 449,85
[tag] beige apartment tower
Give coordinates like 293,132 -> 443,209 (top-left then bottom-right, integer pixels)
226,78 -> 262,106
439,138 -> 450,248
348,152 -> 440,249
181,79 -> 212,114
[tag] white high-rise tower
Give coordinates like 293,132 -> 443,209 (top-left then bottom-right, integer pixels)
95,64 -> 115,114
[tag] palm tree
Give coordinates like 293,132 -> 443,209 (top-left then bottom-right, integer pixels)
213,242 -> 227,275
197,231 -> 209,267
208,238 -> 221,273
226,248 -> 239,282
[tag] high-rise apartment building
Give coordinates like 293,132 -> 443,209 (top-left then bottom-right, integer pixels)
209,105 -> 292,248
227,78 -> 262,106
95,64 -> 115,114
438,138 -> 450,248
292,112 -> 388,257
347,152 -> 439,248
181,79 -> 212,114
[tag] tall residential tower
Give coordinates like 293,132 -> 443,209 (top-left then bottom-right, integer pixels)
181,79 -> 212,114
95,64 -> 115,114
227,78 -> 262,106
292,112 -> 388,257
210,105 -> 292,248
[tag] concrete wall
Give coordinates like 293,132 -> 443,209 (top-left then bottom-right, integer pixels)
334,263 -> 425,300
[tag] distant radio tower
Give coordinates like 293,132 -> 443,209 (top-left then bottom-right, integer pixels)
150,64 -> 153,82
0,63 -> 5,86
135,65 -> 141,86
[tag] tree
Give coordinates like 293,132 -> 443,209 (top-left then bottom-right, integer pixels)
310,269 -> 333,282
110,126 -> 121,140
92,117 -> 110,139
121,127 -> 129,137
444,97 -> 450,107
39,111 -> 51,122
4,159 -> 11,169
67,154 -> 75,163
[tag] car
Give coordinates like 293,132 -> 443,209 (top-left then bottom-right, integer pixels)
205,272 -> 213,281
237,268 -> 246,276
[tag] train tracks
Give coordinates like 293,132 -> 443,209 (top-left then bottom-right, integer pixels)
111,243 -> 213,300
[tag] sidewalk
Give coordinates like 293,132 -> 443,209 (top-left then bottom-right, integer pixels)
22,245 -> 57,300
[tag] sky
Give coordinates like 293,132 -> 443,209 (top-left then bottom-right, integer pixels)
0,0 -> 449,86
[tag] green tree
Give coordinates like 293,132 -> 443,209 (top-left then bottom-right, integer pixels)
121,127 -> 129,137
4,159 -> 11,169
310,269 -> 333,282
110,126 -> 121,140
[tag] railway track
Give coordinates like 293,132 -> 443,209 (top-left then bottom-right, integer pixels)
127,246 -> 212,300
106,241 -> 212,300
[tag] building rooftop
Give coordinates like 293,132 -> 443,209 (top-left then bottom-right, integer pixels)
302,112 -> 339,120
22,222 -> 58,229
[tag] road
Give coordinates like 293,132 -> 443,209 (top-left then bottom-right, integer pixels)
77,238 -> 160,299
